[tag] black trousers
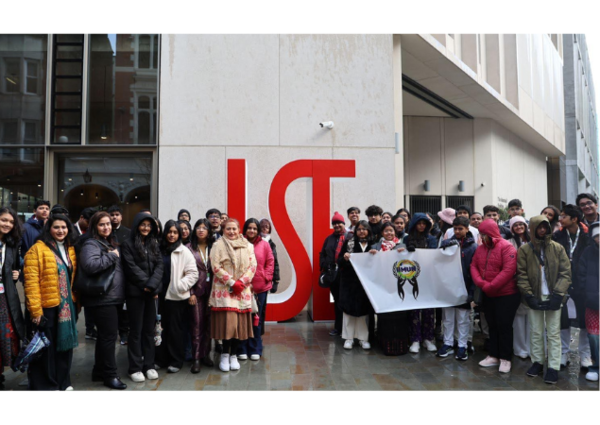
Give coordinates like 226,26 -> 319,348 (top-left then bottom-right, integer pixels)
28,307 -> 73,390
156,299 -> 188,369
483,292 -> 521,361
83,306 -> 95,334
118,303 -> 130,337
87,304 -> 119,380
126,296 -> 157,374
330,279 -> 343,333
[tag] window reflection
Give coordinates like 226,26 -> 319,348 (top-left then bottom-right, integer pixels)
0,35 -> 47,145
88,34 -> 159,144
0,147 -> 44,221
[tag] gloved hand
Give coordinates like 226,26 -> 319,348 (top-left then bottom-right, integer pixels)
548,292 -> 563,311
525,295 -> 544,310
407,243 -> 416,253
270,282 -> 279,294
231,280 -> 245,296
441,239 -> 459,250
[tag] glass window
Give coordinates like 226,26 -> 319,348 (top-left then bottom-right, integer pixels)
56,153 -> 152,225
0,35 -> 48,145
87,34 -> 159,145
0,147 -> 44,221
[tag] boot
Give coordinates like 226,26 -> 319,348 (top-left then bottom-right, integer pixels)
191,360 -> 201,374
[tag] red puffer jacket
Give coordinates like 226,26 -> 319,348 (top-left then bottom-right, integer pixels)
248,237 -> 275,294
470,219 -> 518,297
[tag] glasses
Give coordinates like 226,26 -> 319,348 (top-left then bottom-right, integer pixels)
579,201 -> 594,208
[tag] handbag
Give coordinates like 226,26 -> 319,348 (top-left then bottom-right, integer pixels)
73,241 -> 117,296
319,263 -> 338,288
251,293 -> 259,314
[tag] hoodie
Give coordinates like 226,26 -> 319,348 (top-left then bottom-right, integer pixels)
21,216 -> 44,258
470,219 -> 518,297
403,213 -> 438,249
516,215 -> 571,302
120,212 -> 164,297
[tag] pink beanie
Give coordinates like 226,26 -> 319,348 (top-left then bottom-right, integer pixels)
437,208 -> 456,225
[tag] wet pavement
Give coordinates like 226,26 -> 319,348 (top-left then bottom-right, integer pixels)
2,308 -> 598,391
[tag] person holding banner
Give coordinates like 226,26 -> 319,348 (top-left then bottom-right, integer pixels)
471,219 -> 519,373
403,213 -> 438,354
338,221 -> 375,350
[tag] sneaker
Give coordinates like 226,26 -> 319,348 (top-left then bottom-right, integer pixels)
250,354 -> 261,360
436,344 -> 454,358
343,339 -> 354,350
167,366 -> 180,373
543,367 -> 558,384
129,372 -> 145,383
85,330 -> 98,341
329,329 -> 341,336
153,364 -> 162,370
409,341 -> 420,353
229,355 -> 241,371
145,369 -> 159,380
219,354 -> 230,372
237,354 -> 248,360
526,362 -> 544,377
478,356 -> 500,368
467,341 -> 475,354
455,347 -> 468,361
120,334 -> 128,346
423,339 -> 437,352
499,360 -> 511,373
560,352 -> 569,369
581,356 -> 593,369
359,340 -> 371,350
585,371 -> 599,382
65,386 -> 74,391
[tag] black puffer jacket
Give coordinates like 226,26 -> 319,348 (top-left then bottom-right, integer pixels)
120,213 -> 163,298
1,244 -> 26,340
78,238 -> 125,307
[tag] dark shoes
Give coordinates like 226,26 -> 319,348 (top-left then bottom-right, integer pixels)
544,368 -> 559,384
526,362 -> 544,377
120,334 -> 128,346
201,356 -> 214,367
104,377 -> 127,390
191,360 -> 201,374
328,329 -> 341,336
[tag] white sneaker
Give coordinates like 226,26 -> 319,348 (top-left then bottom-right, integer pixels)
585,371 -> 599,382
581,356 -> 593,368
145,369 -> 159,380
219,354 -> 230,372
167,366 -> 180,373
229,355 -> 241,370
359,340 -> 371,350
129,372 -> 145,383
65,386 -> 74,391
409,341 -> 420,353
423,339 -> 437,352
343,339 -> 354,350
237,354 -> 248,360
250,354 -> 260,361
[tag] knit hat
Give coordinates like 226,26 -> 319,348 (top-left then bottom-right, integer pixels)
331,211 -> 345,224
509,215 -> 527,231
437,208 -> 456,225
591,221 -> 599,239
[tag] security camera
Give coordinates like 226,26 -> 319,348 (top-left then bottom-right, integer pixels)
481,182 -> 485,187
319,121 -> 335,129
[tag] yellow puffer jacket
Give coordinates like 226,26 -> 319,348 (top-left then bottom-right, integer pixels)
24,240 -> 77,318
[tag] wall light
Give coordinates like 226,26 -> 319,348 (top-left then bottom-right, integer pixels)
458,180 -> 465,192
424,180 -> 430,192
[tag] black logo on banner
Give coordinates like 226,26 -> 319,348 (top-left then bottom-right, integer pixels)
392,259 -> 421,301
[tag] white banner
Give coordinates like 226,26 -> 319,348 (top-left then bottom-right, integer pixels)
349,246 -> 467,313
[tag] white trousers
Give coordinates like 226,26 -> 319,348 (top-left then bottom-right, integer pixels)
561,327 -> 591,358
513,306 -> 530,358
342,313 -> 369,341
443,307 -> 470,348
457,308 -> 475,342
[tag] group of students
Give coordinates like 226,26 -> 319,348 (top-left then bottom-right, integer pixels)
321,195 -> 599,385
0,202 -> 279,390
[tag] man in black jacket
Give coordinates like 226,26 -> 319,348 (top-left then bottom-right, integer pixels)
577,193 -> 599,227
319,212 -> 347,336
483,205 -> 511,239
73,207 -> 96,237
108,205 -> 131,344
553,204 -> 592,369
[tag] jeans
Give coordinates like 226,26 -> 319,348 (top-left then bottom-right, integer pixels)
87,304 -> 119,380
127,296 -> 157,374
239,291 -> 268,356
588,333 -> 599,374
483,292 -> 521,361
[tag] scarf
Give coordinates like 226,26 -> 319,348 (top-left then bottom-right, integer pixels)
334,233 -> 345,261
221,235 -> 251,280
380,237 -> 400,252
49,243 -> 78,352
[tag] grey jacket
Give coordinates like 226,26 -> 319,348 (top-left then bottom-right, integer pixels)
78,238 -> 125,307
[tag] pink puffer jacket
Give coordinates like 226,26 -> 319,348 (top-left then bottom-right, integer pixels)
470,219 -> 518,297
248,237 -> 275,294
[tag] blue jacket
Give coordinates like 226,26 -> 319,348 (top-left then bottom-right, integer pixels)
21,216 -> 43,259
403,213 -> 438,249
441,234 -> 477,307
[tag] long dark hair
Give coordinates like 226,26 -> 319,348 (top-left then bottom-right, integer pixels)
0,207 -> 22,248
134,216 -> 161,260
396,208 -> 411,221
89,211 -> 118,248
190,218 -> 213,250
161,220 -> 182,255
243,218 -> 261,242
352,220 -> 373,244
40,213 -> 77,248
540,205 -> 560,229
510,222 -> 531,248
177,219 -> 192,244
